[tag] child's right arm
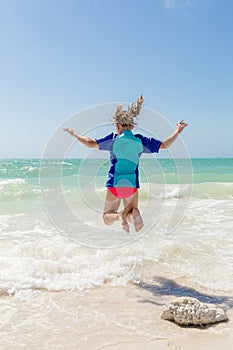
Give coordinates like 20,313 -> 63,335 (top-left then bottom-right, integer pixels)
63,128 -> 98,148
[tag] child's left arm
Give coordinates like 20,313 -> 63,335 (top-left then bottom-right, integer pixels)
160,120 -> 188,149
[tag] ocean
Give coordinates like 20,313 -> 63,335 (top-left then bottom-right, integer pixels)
0,158 -> 233,347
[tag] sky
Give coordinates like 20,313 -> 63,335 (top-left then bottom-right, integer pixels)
0,0 -> 233,158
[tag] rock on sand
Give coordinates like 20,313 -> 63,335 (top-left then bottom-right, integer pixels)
161,297 -> 229,326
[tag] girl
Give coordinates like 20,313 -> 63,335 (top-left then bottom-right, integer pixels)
63,96 -> 188,233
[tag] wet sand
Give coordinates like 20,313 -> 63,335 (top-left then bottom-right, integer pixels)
0,278 -> 232,349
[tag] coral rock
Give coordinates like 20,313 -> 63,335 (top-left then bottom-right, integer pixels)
161,297 -> 228,326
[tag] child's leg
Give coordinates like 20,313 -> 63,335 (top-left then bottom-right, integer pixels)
123,192 -> 144,232
123,190 -> 139,218
103,190 -> 121,225
103,189 -> 130,233
131,208 -> 144,232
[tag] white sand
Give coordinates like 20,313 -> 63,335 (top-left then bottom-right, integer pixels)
0,282 -> 232,349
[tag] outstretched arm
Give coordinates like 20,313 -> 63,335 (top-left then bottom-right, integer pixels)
63,128 -> 98,148
160,119 -> 188,149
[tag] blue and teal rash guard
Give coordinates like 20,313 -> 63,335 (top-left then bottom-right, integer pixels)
96,130 -> 162,188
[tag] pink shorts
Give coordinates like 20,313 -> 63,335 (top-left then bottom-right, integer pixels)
108,187 -> 138,199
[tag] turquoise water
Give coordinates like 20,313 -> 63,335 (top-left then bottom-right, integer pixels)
1,157 -> 232,182
0,158 -> 232,202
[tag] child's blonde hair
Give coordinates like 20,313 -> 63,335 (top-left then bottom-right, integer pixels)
112,96 -> 144,126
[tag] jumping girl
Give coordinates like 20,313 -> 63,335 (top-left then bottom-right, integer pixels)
63,96 -> 188,233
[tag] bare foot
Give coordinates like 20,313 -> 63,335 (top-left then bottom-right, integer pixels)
126,211 -> 133,224
132,208 -> 144,232
118,210 -> 130,233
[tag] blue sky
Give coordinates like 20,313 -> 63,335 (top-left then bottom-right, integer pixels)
0,0 -> 233,158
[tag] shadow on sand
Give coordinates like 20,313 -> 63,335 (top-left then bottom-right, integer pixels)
138,276 -> 233,310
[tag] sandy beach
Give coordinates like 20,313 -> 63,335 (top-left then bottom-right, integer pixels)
1,278 -> 232,350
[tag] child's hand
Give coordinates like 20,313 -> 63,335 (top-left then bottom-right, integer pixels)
176,119 -> 188,134
63,127 -> 75,136
138,95 -> 144,106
